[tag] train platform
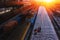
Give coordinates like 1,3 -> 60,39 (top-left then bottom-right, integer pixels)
30,6 -> 59,40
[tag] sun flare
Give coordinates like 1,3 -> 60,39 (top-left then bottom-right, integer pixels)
44,0 -> 53,2
34,0 -> 55,3
33,0 -> 55,6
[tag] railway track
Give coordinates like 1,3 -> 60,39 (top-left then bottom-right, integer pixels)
30,6 -> 59,40
52,14 -> 60,39
46,7 -> 60,39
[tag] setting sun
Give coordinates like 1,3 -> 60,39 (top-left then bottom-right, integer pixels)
34,0 -> 55,3
33,0 -> 55,7
44,0 -> 53,2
